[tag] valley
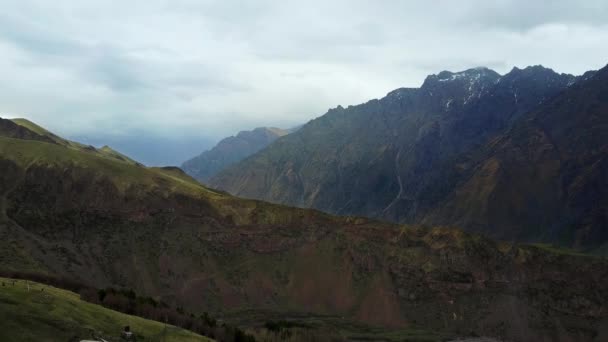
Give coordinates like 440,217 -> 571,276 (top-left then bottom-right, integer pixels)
0,117 -> 607,341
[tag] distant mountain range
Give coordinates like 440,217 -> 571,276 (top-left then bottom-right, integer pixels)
210,64 -> 607,250
69,133 -> 215,167
2,116 -> 607,341
181,127 -> 290,183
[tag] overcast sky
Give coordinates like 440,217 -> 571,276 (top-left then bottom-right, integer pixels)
1,0 -> 607,163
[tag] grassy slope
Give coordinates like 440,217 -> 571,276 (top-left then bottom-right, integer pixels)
0,135 -> 221,197
98,145 -> 141,165
0,277 -> 209,342
10,118 -> 141,166
10,118 -> 74,146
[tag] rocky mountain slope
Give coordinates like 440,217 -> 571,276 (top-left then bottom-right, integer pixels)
210,65 -> 606,249
1,117 -> 607,341
182,127 -> 289,183
423,66 -> 608,247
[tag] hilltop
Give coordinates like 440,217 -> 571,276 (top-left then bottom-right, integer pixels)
8,118 -> 141,166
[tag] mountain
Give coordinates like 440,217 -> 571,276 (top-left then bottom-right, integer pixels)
209,65 -> 607,249
423,65 -> 608,248
182,127 -> 289,183
1,117 -> 608,341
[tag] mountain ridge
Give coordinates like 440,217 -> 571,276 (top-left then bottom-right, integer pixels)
422,64 -> 608,246
181,126 -> 290,183
209,64 -> 604,249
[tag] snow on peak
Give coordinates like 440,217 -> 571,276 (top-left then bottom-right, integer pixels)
436,67 -> 499,82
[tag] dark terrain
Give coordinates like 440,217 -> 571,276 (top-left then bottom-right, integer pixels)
1,117 -> 607,341
182,127 -> 289,183
210,65 -> 607,251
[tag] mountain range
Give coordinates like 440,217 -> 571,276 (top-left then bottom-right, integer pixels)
1,116 -> 608,341
182,127 -> 290,183
209,64 -> 607,250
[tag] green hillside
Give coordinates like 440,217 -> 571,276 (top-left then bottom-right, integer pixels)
0,277 -> 209,342
10,118 -> 75,146
10,118 -> 141,166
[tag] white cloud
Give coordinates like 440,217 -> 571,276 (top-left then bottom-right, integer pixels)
0,0 -> 607,145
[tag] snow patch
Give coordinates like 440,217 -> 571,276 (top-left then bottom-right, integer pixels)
445,99 -> 453,110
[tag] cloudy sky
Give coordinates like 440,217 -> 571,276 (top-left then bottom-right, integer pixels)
1,0 -> 607,164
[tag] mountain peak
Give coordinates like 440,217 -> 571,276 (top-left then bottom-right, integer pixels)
421,67 -> 501,93
237,126 -> 288,139
419,67 -> 501,107
429,67 -> 501,84
385,87 -> 416,100
501,64 -> 577,87
505,65 -> 574,79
